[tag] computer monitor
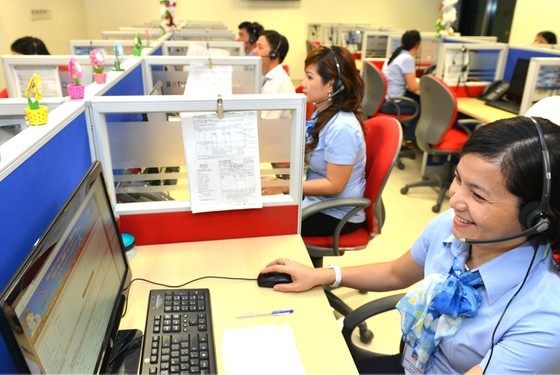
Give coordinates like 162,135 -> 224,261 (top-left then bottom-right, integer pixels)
506,58 -> 530,105
0,161 -> 132,373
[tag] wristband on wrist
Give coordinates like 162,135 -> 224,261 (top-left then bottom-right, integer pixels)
327,264 -> 342,288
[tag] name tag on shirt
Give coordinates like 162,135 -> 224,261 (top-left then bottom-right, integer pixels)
402,344 -> 424,375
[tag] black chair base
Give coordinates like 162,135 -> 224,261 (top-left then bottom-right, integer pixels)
400,156 -> 455,213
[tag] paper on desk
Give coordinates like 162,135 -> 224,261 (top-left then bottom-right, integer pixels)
222,324 -> 305,375
181,111 -> 262,213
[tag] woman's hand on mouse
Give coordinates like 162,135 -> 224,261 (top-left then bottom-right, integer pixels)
261,258 -> 335,292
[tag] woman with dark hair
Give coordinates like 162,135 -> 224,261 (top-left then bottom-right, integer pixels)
380,30 -> 421,121
533,30 -> 557,45
261,116 -> 560,373
11,36 -> 50,55
262,45 -> 366,237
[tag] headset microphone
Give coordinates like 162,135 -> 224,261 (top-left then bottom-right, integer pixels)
312,86 -> 344,105
459,117 -> 554,246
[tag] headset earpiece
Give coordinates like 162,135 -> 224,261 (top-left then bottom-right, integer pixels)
249,24 -> 257,44
268,38 -> 282,60
330,47 -> 345,94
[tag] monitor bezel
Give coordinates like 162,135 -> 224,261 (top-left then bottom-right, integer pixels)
0,161 -> 132,373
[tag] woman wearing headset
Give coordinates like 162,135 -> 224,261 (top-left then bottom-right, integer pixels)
263,46 -> 367,237
261,116 -> 560,374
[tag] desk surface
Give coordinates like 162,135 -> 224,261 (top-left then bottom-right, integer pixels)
119,234 -> 358,374
457,97 -> 517,123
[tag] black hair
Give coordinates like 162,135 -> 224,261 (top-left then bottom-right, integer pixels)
537,31 -> 557,44
460,116 -> 560,248
304,46 -> 366,154
387,30 -> 421,66
11,36 -> 50,55
261,30 -> 289,63
238,21 -> 264,43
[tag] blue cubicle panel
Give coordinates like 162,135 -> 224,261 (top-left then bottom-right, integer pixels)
0,112 -> 92,372
504,48 -> 560,81
104,63 -> 146,122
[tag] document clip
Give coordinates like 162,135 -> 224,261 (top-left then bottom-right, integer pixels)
208,57 -> 213,69
217,95 -> 224,119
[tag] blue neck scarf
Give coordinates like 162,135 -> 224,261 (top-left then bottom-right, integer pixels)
396,252 -> 483,371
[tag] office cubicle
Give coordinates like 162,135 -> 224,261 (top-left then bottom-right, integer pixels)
101,29 -> 166,40
184,20 -> 227,29
68,32 -> 170,56
434,42 -> 508,86
520,57 -> 560,114
87,94 -> 306,244
162,41 -> 244,56
385,32 -> 442,75
1,55 -> 121,98
141,55 -> 262,95
172,29 -> 236,41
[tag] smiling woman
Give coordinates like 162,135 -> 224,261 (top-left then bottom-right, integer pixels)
260,116 -> 560,374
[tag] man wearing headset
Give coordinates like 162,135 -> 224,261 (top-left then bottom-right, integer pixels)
237,21 -> 264,56
253,30 -> 295,119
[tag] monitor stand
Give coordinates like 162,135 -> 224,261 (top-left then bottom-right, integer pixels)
108,329 -> 143,374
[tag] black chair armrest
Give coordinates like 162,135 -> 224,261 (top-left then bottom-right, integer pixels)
301,198 -> 371,220
342,293 -> 406,361
456,119 -> 483,135
386,96 -> 420,124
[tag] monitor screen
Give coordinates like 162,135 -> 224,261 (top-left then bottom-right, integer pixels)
506,58 -> 530,105
0,161 -> 130,373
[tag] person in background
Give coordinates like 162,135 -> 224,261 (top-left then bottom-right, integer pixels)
380,29 -> 421,142
533,31 -> 557,45
252,30 -> 295,119
237,21 -> 264,56
261,116 -> 560,374
262,46 -> 367,237
11,36 -> 50,55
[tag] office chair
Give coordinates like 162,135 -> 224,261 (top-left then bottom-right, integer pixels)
361,61 -> 420,170
302,116 -> 402,343
400,74 -> 481,213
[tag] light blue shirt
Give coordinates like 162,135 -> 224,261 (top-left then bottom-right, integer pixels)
302,111 -> 366,223
410,209 -> 560,374
382,50 -> 415,100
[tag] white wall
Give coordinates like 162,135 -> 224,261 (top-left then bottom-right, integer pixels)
509,0 -> 559,45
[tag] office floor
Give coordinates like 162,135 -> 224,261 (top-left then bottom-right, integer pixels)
322,152 -> 450,355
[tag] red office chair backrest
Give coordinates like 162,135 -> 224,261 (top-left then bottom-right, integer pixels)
362,116 -> 403,236
415,75 -> 464,153
361,61 -> 387,118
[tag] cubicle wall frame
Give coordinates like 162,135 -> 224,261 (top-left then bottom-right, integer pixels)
521,57 -> 560,114
171,29 -> 236,41
141,55 -> 262,95
87,94 -> 306,244
101,30 -> 166,40
161,40 -> 245,56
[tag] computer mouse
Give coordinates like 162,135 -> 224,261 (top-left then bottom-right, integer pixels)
257,272 -> 293,288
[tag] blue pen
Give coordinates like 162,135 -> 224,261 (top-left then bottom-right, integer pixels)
236,309 -> 294,318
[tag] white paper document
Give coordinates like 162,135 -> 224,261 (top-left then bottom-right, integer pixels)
222,324 -> 305,375
186,43 -> 231,57
181,111 -> 262,214
15,66 -> 63,97
183,61 -> 233,97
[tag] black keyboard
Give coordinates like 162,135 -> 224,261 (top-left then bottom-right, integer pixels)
485,99 -> 520,114
140,289 -> 217,374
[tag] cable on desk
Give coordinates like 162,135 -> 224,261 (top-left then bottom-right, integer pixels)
121,276 -> 257,317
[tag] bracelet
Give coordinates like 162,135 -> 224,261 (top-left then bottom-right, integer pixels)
327,264 -> 342,288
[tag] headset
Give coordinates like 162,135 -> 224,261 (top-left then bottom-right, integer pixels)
312,47 -> 346,105
32,37 -> 38,55
267,38 -> 282,60
249,23 -> 258,44
460,117 -> 554,245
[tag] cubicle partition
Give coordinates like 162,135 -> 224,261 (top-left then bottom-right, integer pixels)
68,32 -> 170,56
503,45 -> 560,81
162,40 -> 245,56
101,29 -> 166,40
520,57 -> 560,114
172,29 -> 236,41
141,55 -> 262,95
0,101 -> 93,373
1,55 -> 120,98
87,94 -> 306,244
